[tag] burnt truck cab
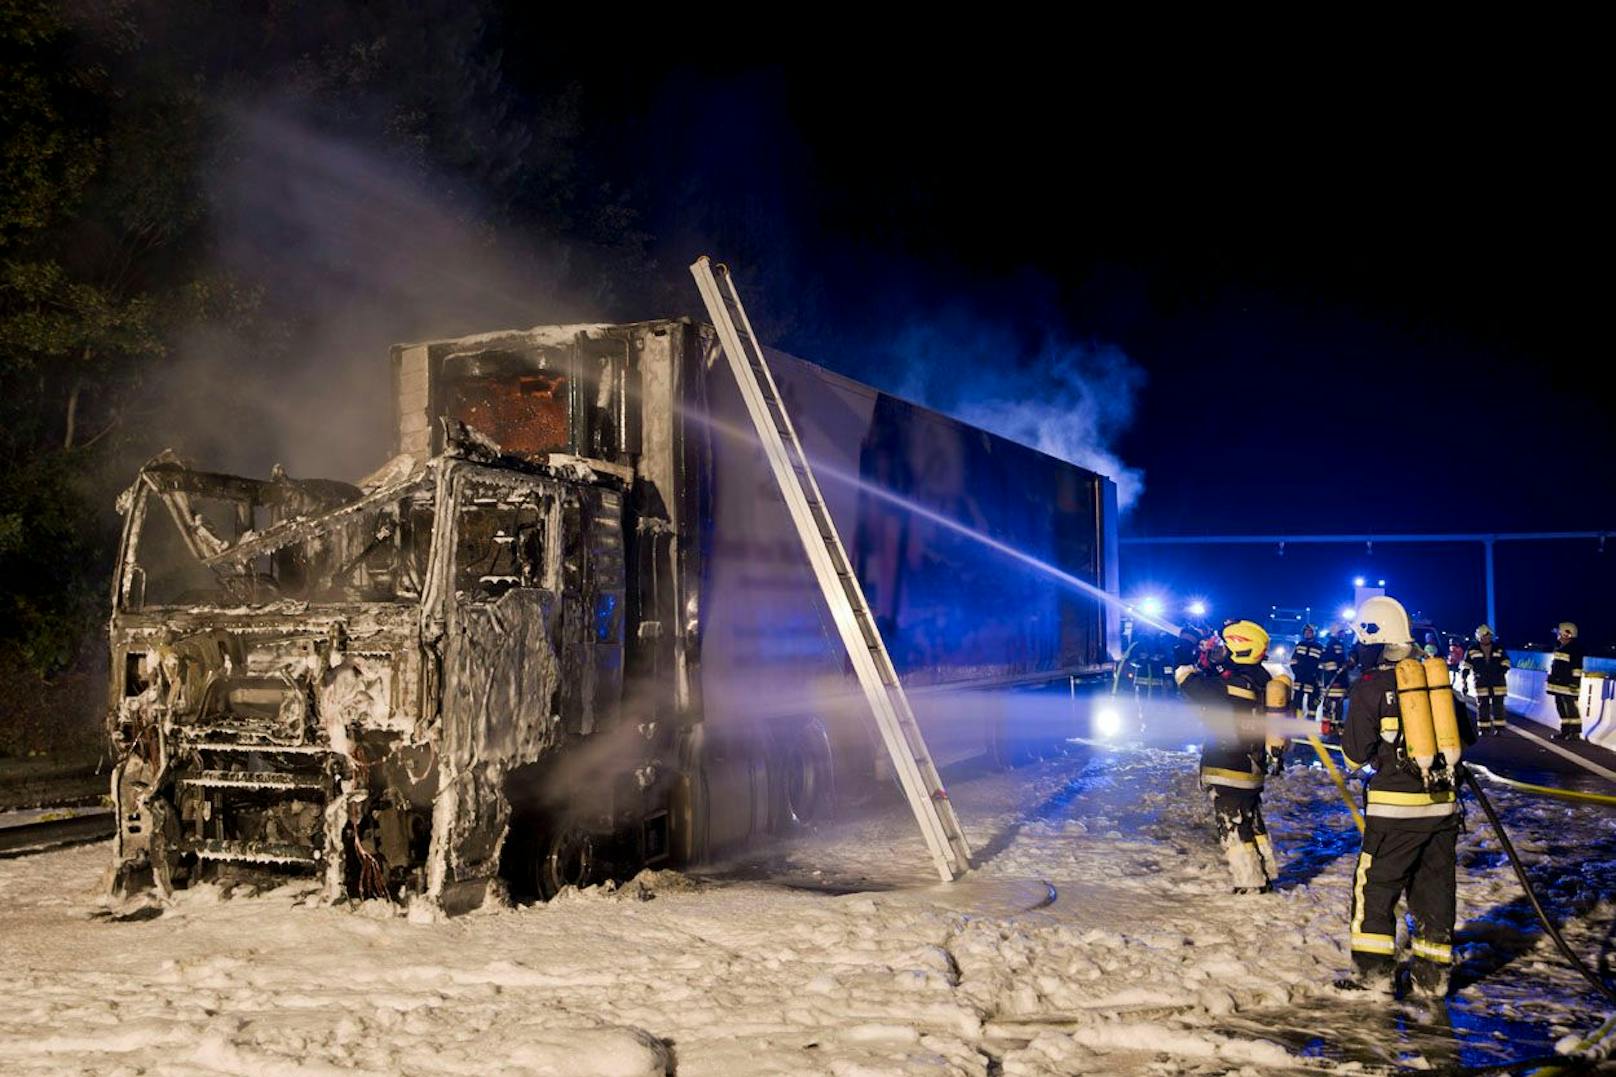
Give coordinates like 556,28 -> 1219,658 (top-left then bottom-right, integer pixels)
108,318 -> 1119,911
107,443 -> 664,911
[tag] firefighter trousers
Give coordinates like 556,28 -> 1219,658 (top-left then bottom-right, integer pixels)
1349,818 -> 1457,984
1293,681 -> 1318,719
1475,692 -> 1507,731
1321,692 -> 1346,734
1553,693 -> 1582,737
1208,787 -> 1276,890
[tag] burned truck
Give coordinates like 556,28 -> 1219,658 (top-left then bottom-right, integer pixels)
107,319 -> 1119,911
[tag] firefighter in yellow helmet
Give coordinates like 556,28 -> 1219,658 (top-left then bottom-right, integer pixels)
1340,595 -> 1477,996
1178,619 -> 1284,893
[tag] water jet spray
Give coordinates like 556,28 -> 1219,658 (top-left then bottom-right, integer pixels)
683,408 -> 1182,635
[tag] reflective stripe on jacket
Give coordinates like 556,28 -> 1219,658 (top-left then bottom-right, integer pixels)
1342,664 -> 1477,829
1186,666 -> 1270,792
1547,639 -> 1583,695
1463,642 -> 1511,692
1290,640 -> 1323,685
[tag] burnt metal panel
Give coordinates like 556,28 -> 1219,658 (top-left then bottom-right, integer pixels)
688,338 -> 1107,705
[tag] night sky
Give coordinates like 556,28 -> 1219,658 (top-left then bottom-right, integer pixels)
500,40 -> 1613,645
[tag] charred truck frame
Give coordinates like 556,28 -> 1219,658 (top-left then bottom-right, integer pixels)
107,319 -> 1119,911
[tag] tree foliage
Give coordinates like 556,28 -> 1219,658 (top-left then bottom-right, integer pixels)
0,0 -> 649,753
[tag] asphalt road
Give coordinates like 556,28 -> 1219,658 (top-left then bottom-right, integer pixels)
1467,713 -> 1616,794
0,810 -> 115,858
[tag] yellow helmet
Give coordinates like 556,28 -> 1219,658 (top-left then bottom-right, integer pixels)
1220,620 -> 1270,665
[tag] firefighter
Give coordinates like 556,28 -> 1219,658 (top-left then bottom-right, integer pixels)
1113,634 -> 1166,733
1319,626 -> 1350,739
1172,625 -> 1203,671
1290,624 -> 1323,720
1112,637 -> 1141,696
1547,621 -> 1584,740
1448,638 -> 1469,694
1154,633 -> 1181,699
1178,619 -> 1283,894
1115,635 -> 1165,703
1142,633 -> 1173,700
1464,625 -> 1511,735
1341,596 -> 1477,995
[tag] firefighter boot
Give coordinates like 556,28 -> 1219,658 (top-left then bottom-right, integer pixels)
1254,831 -> 1279,883
1410,956 -> 1451,997
1222,833 -> 1270,894
1336,952 -> 1397,995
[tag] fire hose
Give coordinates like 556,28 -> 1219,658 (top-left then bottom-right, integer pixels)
1302,736 -> 1616,1006
1301,736 -> 1616,1006
1297,666 -> 1365,832
1459,765 -> 1616,1008
1296,665 -> 1616,1064
1305,734 -> 1364,833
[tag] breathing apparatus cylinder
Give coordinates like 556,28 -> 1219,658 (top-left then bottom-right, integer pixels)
1265,675 -> 1292,754
1395,657 -> 1437,773
1423,655 -> 1463,769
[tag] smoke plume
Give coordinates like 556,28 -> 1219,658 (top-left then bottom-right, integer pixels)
146,107 -> 590,482
885,318 -> 1147,508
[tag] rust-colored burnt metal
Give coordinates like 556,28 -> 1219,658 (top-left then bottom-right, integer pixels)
445,373 -> 570,457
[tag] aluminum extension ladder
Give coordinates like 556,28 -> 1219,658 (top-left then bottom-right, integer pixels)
689,256 -> 972,882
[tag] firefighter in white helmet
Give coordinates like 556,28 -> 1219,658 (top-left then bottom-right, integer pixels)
1546,621 -> 1584,740
1340,595 -> 1477,995
1463,625 -> 1511,735
1178,619 -> 1284,893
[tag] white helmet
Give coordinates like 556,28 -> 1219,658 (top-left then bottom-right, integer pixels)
1356,595 -> 1413,646
1558,621 -> 1578,638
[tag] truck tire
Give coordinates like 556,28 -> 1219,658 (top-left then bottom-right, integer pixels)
535,815 -> 597,899
779,717 -> 835,828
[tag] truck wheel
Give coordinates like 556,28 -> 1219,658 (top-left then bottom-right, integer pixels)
781,718 -> 834,827
990,716 -> 1040,769
535,818 -> 596,899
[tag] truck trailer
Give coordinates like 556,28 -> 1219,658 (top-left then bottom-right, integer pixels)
106,318 -> 1119,911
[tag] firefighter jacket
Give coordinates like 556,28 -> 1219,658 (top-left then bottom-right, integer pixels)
1117,641 -> 1167,689
1547,638 -> 1584,697
1463,640 -> 1511,694
1113,642 -> 1140,692
1186,664 -> 1272,792
1343,663 -> 1478,829
1156,646 -> 1179,685
1320,638 -> 1349,696
1290,638 -> 1323,686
